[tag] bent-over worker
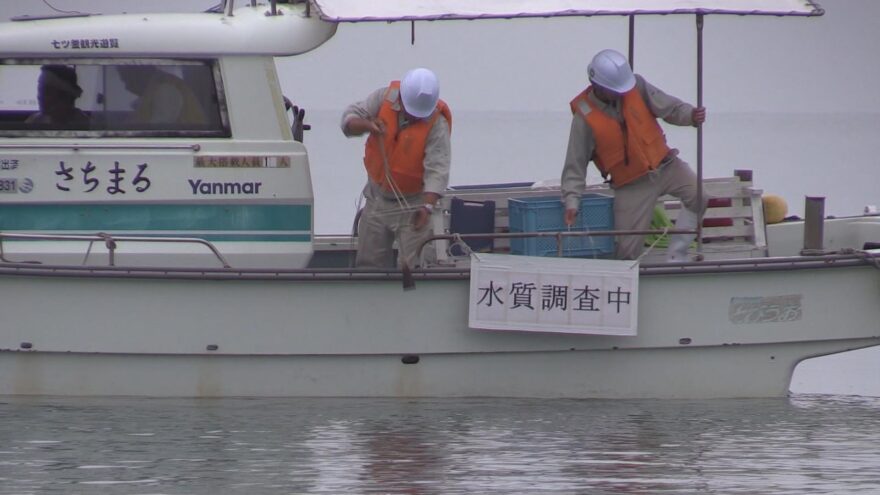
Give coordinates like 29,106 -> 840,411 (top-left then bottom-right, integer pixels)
341,68 -> 452,269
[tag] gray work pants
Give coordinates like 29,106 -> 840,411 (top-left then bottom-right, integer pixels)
612,157 -> 706,260
356,195 -> 433,269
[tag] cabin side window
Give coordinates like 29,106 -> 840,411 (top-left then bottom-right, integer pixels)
0,59 -> 228,137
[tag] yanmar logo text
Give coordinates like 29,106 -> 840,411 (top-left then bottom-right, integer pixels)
188,179 -> 263,195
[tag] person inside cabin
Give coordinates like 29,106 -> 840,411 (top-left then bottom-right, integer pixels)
341,67 -> 452,269
561,49 -> 707,262
117,65 -> 207,127
25,65 -> 90,129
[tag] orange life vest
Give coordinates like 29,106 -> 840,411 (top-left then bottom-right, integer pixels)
570,86 -> 670,187
364,81 -> 452,195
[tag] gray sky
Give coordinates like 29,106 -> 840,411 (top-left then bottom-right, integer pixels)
286,0 -> 879,115
3,0 -> 878,114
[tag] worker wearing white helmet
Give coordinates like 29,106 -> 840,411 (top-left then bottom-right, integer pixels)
561,49 -> 708,262
341,68 -> 452,269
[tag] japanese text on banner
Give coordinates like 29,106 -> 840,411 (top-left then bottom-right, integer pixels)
469,253 -> 639,336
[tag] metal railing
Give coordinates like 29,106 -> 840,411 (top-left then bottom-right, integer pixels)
0,232 -> 231,268
421,227 -> 696,258
0,143 -> 201,151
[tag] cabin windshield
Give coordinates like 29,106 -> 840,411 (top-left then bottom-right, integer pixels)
0,59 -> 228,137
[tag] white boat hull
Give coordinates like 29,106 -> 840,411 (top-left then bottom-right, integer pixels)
2,261 -> 877,399
2,340 -> 875,399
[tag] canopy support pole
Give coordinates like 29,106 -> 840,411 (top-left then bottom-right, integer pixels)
695,13 -> 705,254
628,15 -> 635,68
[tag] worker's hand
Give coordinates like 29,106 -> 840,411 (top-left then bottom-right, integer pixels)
692,107 -> 706,126
564,208 -> 578,227
368,118 -> 386,136
413,206 -> 431,230
347,117 -> 385,136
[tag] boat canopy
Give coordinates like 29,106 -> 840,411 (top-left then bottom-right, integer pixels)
312,0 -> 823,22
0,3 -> 336,58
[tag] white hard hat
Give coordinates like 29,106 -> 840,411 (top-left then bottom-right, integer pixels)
588,49 -> 636,93
400,68 -> 440,119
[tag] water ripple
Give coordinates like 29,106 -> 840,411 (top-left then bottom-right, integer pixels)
0,394 -> 878,494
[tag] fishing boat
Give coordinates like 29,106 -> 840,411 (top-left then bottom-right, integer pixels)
0,0 -> 877,399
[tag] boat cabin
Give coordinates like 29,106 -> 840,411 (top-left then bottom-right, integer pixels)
0,4 -> 334,268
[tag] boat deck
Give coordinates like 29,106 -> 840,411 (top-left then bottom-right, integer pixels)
311,170 -> 772,269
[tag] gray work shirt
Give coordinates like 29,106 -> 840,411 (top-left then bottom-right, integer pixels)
561,74 -> 696,210
341,87 -> 452,200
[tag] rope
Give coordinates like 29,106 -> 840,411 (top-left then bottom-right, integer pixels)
349,195 -> 365,268
853,248 -> 880,270
368,204 -> 423,218
808,247 -> 880,270
377,137 -> 412,212
82,240 -> 95,265
376,125 -> 422,274
630,226 -> 669,269
448,233 -> 474,257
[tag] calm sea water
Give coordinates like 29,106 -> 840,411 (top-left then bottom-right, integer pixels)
1,394 -> 879,494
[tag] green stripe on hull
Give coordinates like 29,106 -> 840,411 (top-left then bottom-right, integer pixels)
0,204 -> 312,232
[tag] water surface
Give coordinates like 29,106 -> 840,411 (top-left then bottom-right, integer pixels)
1,395 -> 879,494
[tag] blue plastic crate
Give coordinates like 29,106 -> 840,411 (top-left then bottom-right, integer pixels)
508,194 -> 614,257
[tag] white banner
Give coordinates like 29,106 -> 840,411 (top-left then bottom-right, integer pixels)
469,253 -> 638,336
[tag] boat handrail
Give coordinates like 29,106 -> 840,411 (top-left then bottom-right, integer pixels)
0,232 -> 231,268
0,143 -> 201,151
421,227 -> 694,258
0,251 -> 875,283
